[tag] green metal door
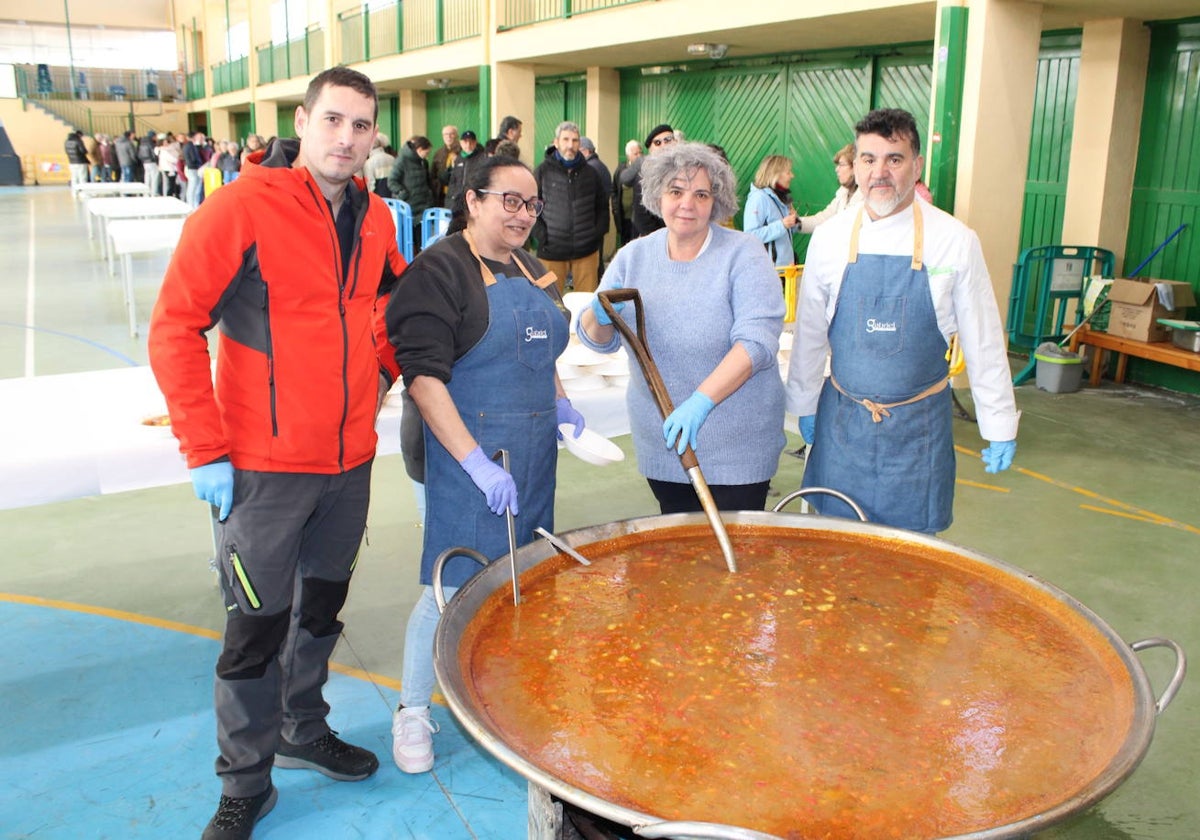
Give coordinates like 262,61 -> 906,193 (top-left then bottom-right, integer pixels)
535,76 -> 587,149
377,94 -> 398,149
426,87 -> 482,140
231,112 -> 254,147
1019,32 -> 1081,253
619,46 -> 931,244
1124,19 -> 1200,392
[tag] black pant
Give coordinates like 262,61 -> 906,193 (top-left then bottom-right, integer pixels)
647,478 -> 771,514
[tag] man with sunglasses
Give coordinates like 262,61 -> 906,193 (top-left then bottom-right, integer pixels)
532,120 -> 609,292
629,123 -> 676,239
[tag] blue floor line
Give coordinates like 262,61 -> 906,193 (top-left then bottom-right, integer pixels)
1,601 -> 527,839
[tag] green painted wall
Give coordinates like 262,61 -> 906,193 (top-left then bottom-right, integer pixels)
1123,19 -> 1200,392
619,45 -> 933,254
425,87 -> 483,141
534,76 -> 587,153
1019,32 -> 1081,254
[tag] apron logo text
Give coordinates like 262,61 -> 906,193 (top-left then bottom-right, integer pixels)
866,319 -> 897,333
525,326 -> 548,342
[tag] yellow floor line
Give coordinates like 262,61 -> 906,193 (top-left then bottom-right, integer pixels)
1078,504 -> 1180,526
0,591 -> 413,694
955,479 -> 1010,492
952,443 -> 1196,534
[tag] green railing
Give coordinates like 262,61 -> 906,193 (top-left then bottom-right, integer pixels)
339,0 -> 480,64
186,69 -> 206,100
257,28 -> 325,85
498,0 -> 652,29
14,63 -> 181,102
211,57 -> 250,95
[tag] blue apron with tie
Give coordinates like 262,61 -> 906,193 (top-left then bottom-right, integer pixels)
802,204 -> 955,533
419,233 -> 568,586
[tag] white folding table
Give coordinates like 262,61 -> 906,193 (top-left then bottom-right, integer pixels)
73,182 -> 151,201
87,197 -> 191,266
106,217 -> 186,337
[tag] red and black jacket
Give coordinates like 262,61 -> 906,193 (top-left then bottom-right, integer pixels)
149,138 -> 406,473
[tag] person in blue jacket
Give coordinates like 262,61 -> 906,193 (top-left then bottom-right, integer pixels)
743,154 -> 800,267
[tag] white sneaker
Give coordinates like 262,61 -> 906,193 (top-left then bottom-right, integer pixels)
392,706 -> 439,773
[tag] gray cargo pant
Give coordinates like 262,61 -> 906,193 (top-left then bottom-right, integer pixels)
211,461 -> 372,797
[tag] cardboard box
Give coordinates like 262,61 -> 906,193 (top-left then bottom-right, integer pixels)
1104,279 -> 1197,342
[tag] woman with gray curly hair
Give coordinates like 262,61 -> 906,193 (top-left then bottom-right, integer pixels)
577,140 -> 786,513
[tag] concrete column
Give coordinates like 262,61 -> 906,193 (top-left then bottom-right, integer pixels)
254,100 -> 280,139
399,89 -> 427,141
1061,19 -> 1150,273
955,0 -> 1044,314
493,62 -> 536,160
209,109 -> 233,142
587,66 -> 621,258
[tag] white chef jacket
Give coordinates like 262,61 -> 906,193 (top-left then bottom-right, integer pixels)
785,198 -> 1020,443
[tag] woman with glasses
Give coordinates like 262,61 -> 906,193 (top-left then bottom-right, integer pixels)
798,142 -> 864,233
744,153 -> 801,267
383,155 -> 587,775
578,141 -> 786,514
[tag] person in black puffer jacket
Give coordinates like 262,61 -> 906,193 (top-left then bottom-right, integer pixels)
64,130 -> 90,188
531,121 -> 609,293
387,136 -> 435,253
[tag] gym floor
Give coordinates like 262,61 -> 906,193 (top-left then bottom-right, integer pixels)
1,185 -> 1197,839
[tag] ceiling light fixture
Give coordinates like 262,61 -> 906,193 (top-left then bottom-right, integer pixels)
687,43 -> 728,60
426,78 -> 451,89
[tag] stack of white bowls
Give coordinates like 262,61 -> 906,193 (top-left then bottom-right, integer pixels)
558,292 -> 632,396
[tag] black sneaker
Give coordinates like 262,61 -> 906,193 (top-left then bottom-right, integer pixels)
274,731 -> 379,781
201,785 -> 277,840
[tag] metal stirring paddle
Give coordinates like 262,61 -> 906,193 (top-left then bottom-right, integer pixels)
597,289 -> 737,574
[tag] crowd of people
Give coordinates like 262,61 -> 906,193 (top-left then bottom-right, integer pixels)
144,63 -> 1019,840
65,127 -> 267,207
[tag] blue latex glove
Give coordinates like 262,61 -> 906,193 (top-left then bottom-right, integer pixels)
589,295 -> 626,327
556,396 -> 585,440
460,446 -> 519,516
799,415 -> 816,445
662,391 -> 716,455
981,440 -> 1017,474
191,461 -> 234,521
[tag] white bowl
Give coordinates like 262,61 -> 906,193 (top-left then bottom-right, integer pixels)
562,291 -> 595,333
593,357 -> 630,376
560,424 -> 625,466
559,342 -> 612,367
562,373 -> 608,394
556,361 -> 585,380
603,373 -> 630,389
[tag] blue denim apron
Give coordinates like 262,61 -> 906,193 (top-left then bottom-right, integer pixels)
419,232 -> 567,586
802,204 -> 955,533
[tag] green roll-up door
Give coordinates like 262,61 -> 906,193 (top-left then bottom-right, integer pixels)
377,95 -> 398,148
619,46 -> 931,248
426,87 -> 483,140
1019,32 -> 1081,254
1124,20 -> 1200,392
535,76 -> 587,148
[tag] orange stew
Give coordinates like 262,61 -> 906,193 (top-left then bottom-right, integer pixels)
458,525 -> 1135,839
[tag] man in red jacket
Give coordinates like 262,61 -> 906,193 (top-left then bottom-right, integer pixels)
148,66 -> 406,840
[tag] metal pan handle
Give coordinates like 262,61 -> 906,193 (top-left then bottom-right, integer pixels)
772,487 -> 870,522
431,547 -> 489,614
633,820 -> 784,840
1129,637 -> 1187,714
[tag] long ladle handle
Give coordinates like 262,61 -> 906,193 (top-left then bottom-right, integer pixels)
491,448 -> 520,605
597,289 -> 737,573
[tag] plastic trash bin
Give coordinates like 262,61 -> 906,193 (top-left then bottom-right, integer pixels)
1034,342 -> 1083,393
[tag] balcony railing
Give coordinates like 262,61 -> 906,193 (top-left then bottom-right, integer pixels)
186,70 -> 206,100
15,63 -> 182,102
257,27 -> 325,85
339,0 -> 480,65
497,0 -> 653,29
211,57 -> 250,95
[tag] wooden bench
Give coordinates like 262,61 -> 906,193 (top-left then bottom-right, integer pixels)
1068,325 -> 1200,385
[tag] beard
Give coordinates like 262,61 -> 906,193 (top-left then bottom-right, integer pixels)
864,180 -> 910,218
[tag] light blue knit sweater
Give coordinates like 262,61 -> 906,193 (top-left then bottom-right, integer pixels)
579,224 -> 786,484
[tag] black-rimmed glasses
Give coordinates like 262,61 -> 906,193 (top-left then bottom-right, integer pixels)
475,190 -> 544,217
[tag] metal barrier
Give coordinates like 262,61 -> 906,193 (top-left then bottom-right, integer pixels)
1006,245 -> 1114,385
776,264 -> 803,324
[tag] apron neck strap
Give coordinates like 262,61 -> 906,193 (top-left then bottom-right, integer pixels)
847,202 -> 925,270
463,228 -> 548,288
